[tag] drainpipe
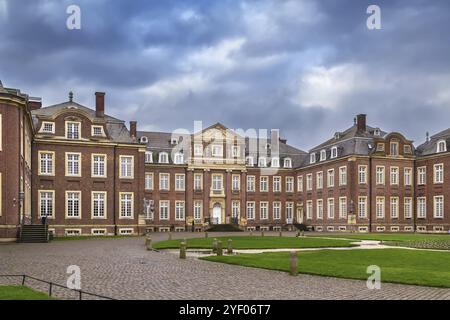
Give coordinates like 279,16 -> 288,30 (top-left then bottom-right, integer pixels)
113,146 -> 117,235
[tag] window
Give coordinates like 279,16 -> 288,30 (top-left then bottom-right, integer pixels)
306,174 -> 313,191
92,154 -> 106,177
327,198 -> 335,219
404,197 -> 412,219
258,157 -> 267,167
140,136 -> 148,144
310,153 -> 316,164
39,151 -> 55,175
144,173 -> 153,190
66,121 -> 80,139
306,201 -> 313,219
273,176 -> 281,193
358,165 -> 367,184
404,168 -> 412,186
175,201 -> 185,220
390,197 -> 399,218
194,173 -> 203,190
66,153 -> 81,176
246,156 -> 254,166
120,193 -> 133,218
437,140 -> 447,153
260,202 -> 268,220
232,146 -> 240,157
434,196 -> 444,218
297,176 -> 303,192
66,191 -> 81,218
320,150 -> 326,161
374,128 -> 381,136
159,200 -> 169,220
358,196 -> 367,218
331,147 -> 338,159
231,201 -> 240,219
316,200 -> 323,219
247,176 -> 255,192
145,151 -> 153,164
194,201 -> 203,220
390,141 -> 399,156
286,177 -> 294,192
158,152 -> 169,164
339,197 -> 347,219
175,174 -> 185,191
273,202 -> 281,220
327,169 -> 334,188
434,164 -> 444,184
286,202 -> 294,221
91,125 -> 104,137
212,144 -> 223,157
376,197 -> 385,219
260,176 -> 268,192
40,121 -> 55,134
246,202 -> 255,220
418,167 -> 426,185
271,157 -> 279,168
404,145 -> 412,154
390,167 -> 399,185
194,144 -> 203,156
377,143 -> 385,152
212,174 -> 223,191
174,153 -> 184,164
92,192 -> 106,219
417,197 -> 426,218
316,171 -> 323,189
283,158 -> 292,168
39,191 -> 54,218
376,166 -> 385,185
159,173 -> 170,191
232,175 -> 240,191
339,166 -> 347,186
120,155 -> 134,178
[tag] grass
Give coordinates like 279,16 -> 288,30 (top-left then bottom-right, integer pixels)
202,249 -> 450,288
153,236 -> 355,250
321,233 -> 450,242
0,286 -> 54,300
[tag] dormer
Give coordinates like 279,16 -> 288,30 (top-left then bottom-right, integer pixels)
271,157 -> 280,168
140,136 -> 148,144
159,152 -> 169,164
320,149 -> 326,161
39,121 -> 55,134
374,128 -> 381,136
331,146 -> 338,159
310,153 -> 316,164
437,139 -> 447,153
171,137 -> 178,145
258,157 -> 267,167
334,132 -> 340,140
283,158 -> 292,168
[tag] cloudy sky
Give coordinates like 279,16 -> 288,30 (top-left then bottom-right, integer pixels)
1,0 -> 449,150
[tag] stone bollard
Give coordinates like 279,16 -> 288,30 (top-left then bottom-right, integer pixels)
261,231 -> 265,237
289,251 -> 298,276
180,241 -> 187,259
217,240 -> 223,256
205,231 -> 208,238
168,231 -> 172,240
145,236 -> 152,250
279,231 -> 282,237
227,239 -> 233,254
296,231 -> 300,237
301,231 -> 304,237
212,238 -> 218,253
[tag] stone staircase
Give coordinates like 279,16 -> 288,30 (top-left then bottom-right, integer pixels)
20,224 -> 50,243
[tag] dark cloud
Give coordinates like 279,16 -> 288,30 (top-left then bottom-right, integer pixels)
1,0 -> 449,150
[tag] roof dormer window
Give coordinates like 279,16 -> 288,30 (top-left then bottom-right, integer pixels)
283,158 -> 292,168
246,156 -> 254,166
271,157 -> 280,168
171,138 -> 178,145
310,153 -> 316,164
320,149 -> 326,161
159,152 -> 169,164
40,121 -> 55,134
374,128 -> 381,136
91,125 -> 105,137
140,136 -> 148,144
258,157 -> 267,167
331,146 -> 338,159
174,153 -> 184,164
66,121 -> 80,140
145,151 -> 153,164
334,132 -> 340,140
437,140 -> 447,153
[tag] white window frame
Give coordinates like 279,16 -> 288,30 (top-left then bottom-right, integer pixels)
145,151 -> 153,164
417,167 -> 426,185
91,191 -> 107,219
119,155 -> 134,179
283,158 -> 292,168
390,167 -> 399,186
376,166 -> 385,185
273,176 -> 281,193
158,152 -> 169,164
212,144 -> 223,157
119,192 -> 134,219
40,121 -> 55,134
306,174 -> 313,191
260,201 -> 268,220
260,176 -> 268,192
39,190 -> 55,219
437,140 -> 447,153
159,200 -> 170,220
194,173 -> 203,190
247,175 -> 255,192
65,121 -> 81,140
159,173 -> 170,191
404,197 -> 412,219
194,201 -> 203,220
376,197 -> 385,219
246,201 -> 255,220
327,169 -> 334,188
232,174 -> 240,191
286,176 -> 294,193
297,176 -> 303,192
358,165 -> 367,184
65,191 -> 81,219
39,151 -> 55,176
331,146 -> 338,159
175,201 -> 185,221
194,144 -> 203,156
390,197 -> 399,219
358,196 -> 367,218
175,174 -> 185,191
404,167 -> 412,186
339,166 -> 347,186
273,202 -> 281,220
65,152 -> 81,177
91,125 -> 105,137
145,172 -> 154,190
91,154 -> 107,178
316,171 -> 323,189
316,199 -> 323,219
320,150 -> 326,161
310,153 -> 316,164
417,197 -> 426,218
433,195 -> 444,218
339,197 -> 347,219
327,198 -> 335,219
434,164 -> 444,184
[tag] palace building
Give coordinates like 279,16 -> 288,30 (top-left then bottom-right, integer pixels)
1,80 -> 449,240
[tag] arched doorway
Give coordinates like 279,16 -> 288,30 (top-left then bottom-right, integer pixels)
212,203 -> 222,224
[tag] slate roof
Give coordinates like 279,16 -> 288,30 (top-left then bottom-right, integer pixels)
416,128 -> 450,156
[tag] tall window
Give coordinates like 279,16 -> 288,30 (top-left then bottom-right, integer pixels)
358,165 -> 367,184
376,166 -> 385,185
286,202 -> 294,221
273,202 -> 281,220
194,201 -> 202,220
145,151 -> 153,164
212,144 -> 223,157
404,197 -> 412,219
175,174 -> 185,191
232,175 -> 240,191
339,166 -> 347,186
310,153 -> 316,164
246,202 -> 255,220
390,197 -> 399,218
306,174 -> 313,191
120,193 -> 133,218
306,201 -> 313,219
174,153 -> 184,164
247,176 -> 255,192
258,157 -> 267,167
339,197 -> 347,219
66,122 -> 80,139
232,146 -> 240,157
92,154 -> 106,177
271,157 -> 279,168
390,167 -> 399,185
404,168 -> 412,186
194,144 -> 203,156
434,196 -> 444,218
376,197 -> 385,219
231,201 -> 240,218
159,200 -> 169,220
39,152 -> 54,175
316,172 -> 323,189
320,150 -> 326,161
159,152 -> 169,163
316,200 -> 323,219
39,191 -> 54,218
66,153 -> 81,176
120,156 -> 134,178
145,173 -> 154,190
273,176 -> 281,192
175,201 -> 185,220
327,198 -> 335,219
260,202 -> 268,220
194,173 -> 203,190
283,158 -> 292,168
390,141 -> 399,156
327,169 -> 334,188
358,197 -> 367,218
437,140 -> 447,153
92,192 -> 106,218
286,177 -> 294,192
246,156 -> 254,166
159,173 -> 170,191
260,176 -> 268,192
212,174 -> 223,191
417,197 -> 426,218
418,167 -> 426,185
297,176 -> 303,192
434,164 -> 444,184
331,147 -> 338,159
66,191 -> 81,218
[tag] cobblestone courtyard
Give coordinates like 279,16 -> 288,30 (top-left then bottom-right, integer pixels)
1,232 -> 450,300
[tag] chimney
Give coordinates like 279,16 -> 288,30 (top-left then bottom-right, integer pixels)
95,92 -> 105,118
356,114 -> 366,132
130,121 -> 137,139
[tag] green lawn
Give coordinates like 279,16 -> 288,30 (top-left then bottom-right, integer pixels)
202,249 -> 450,288
0,286 -> 54,300
322,233 -> 450,242
153,236 -> 355,250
